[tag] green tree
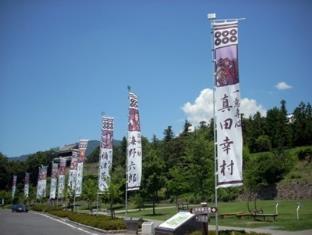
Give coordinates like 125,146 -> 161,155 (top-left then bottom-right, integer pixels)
166,166 -> 190,205
0,153 -> 10,190
254,135 -> 272,152
292,102 -> 312,146
142,142 -> 164,215
86,146 -> 99,163
82,176 -> 97,211
105,165 -> 124,218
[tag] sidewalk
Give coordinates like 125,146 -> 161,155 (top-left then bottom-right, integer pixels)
207,225 -> 312,235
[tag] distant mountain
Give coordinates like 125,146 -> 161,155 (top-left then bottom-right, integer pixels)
9,154 -> 32,161
8,139 -> 121,161
85,140 -> 100,156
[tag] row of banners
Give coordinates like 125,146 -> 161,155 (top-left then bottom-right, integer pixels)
98,91 -> 143,192
11,20 -> 243,199
11,139 -> 88,200
12,90 -> 144,199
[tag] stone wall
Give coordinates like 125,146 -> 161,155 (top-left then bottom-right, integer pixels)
276,180 -> 312,200
238,180 -> 312,200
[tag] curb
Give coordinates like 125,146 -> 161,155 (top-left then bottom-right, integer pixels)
32,210 -> 127,234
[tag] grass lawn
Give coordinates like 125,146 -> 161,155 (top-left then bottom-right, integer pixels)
120,200 -> 312,231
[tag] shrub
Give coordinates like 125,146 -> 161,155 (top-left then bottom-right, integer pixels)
47,209 -> 126,230
297,148 -> 312,162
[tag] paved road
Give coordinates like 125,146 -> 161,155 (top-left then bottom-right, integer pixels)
0,209 -> 125,235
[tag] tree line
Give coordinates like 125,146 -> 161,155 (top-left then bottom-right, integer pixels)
0,100 -> 311,208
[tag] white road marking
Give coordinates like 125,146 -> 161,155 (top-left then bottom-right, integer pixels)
32,212 -> 99,235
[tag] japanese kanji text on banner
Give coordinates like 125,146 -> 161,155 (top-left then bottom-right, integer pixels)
127,92 -> 142,191
75,139 -> 88,196
12,175 -> 17,199
98,116 -> 114,192
24,173 -> 29,198
58,157 -> 66,198
213,21 -> 243,188
68,150 -> 78,193
37,165 -> 47,199
50,162 -> 58,199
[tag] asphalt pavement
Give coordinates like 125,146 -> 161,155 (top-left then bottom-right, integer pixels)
0,209 -> 125,235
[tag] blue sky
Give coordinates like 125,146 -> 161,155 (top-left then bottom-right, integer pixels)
1,0 -> 311,157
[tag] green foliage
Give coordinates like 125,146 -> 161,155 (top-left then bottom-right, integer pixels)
0,190 -> 12,205
142,138 -> 165,215
297,147 -> 312,162
244,151 -> 294,194
31,205 -> 126,230
82,176 -> 97,210
1,99 -> 312,206
292,102 -> 312,146
86,146 -> 99,163
254,135 -> 271,152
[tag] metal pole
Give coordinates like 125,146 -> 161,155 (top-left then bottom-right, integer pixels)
73,193 -> 76,212
96,192 -> 99,214
125,86 -> 130,217
208,12 -> 218,235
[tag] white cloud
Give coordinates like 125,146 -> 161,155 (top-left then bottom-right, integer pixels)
182,88 -> 266,127
182,88 -> 214,126
275,81 -> 292,90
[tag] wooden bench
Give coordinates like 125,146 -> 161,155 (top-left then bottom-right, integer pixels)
220,213 -> 240,219
236,213 -> 253,219
252,213 -> 278,222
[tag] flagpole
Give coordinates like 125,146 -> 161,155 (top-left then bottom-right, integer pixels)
125,86 -> 131,216
208,12 -> 219,235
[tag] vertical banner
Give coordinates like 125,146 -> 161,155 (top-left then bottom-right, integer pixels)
36,165 -> 47,199
75,139 -> 88,197
24,173 -> 29,198
12,175 -> 17,199
57,158 -> 66,198
68,150 -> 78,193
127,91 -> 142,191
50,162 -> 58,199
213,21 -> 243,188
98,116 -> 114,192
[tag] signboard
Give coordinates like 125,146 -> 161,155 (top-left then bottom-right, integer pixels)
191,206 -> 217,223
158,212 -> 195,231
192,207 -> 217,215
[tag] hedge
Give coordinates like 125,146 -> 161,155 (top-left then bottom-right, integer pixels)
32,204 -> 126,230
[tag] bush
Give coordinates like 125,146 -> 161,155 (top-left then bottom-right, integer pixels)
297,148 -> 312,162
32,205 -> 126,231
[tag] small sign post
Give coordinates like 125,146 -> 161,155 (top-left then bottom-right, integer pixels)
191,206 -> 218,235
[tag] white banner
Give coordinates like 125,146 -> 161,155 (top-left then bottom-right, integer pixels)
75,139 -> 88,197
214,21 -> 243,188
98,116 -> 114,192
36,166 -> 47,199
127,92 -> 142,191
57,158 -> 66,198
12,175 -> 17,199
75,162 -> 83,196
68,150 -> 78,193
24,172 -> 29,198
50,162 -> 58,199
